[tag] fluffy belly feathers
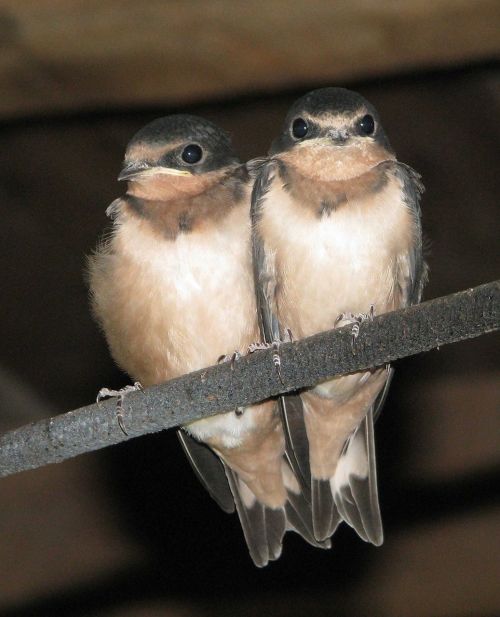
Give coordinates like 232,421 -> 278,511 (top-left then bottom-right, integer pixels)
263,170 -> 414,338
91,215 -> 257,386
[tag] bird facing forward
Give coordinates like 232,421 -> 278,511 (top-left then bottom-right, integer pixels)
88,114 -> 324,566
251,88 -> 427,544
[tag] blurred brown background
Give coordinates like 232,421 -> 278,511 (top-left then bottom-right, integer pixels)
0,1 -> 499,616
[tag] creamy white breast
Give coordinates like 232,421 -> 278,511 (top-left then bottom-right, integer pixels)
259,169 -> 416,339
91,203 -> 257,389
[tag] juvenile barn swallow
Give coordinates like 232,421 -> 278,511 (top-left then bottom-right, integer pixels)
251,88 -> 427,543
88,114 -> 326,566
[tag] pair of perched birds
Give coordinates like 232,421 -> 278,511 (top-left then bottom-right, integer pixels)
89,87 -> 426,567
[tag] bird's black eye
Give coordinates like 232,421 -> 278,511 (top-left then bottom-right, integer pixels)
358,114 -> 375,136
181,144 -> 203,164
292,118 -> 308,139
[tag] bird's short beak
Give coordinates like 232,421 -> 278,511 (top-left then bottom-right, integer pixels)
118,162 -> 192,181
328,129 -> 349,145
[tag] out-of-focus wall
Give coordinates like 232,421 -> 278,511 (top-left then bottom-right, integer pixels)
0,0 -> 498,118
0,2 -> 498,616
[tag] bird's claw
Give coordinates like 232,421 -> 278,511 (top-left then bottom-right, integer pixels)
272,343 -> 285,385
249,338 -> 289,385
217,351 -> 241,371
217,352 -> 244,415
95,381 -> 144,436
335,306 -> 375,352
116,403 -> 128,436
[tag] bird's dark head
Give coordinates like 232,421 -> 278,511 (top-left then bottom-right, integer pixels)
119,115 -> 240,183
270,88 -> 394,180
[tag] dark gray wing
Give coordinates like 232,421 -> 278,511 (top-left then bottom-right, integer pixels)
278,395 -> 311,500
177,430 -> 234,514
250,160 -> 312,500
373,365 -> 394,422
394,162 -> 428,305
250,159 -> 281,344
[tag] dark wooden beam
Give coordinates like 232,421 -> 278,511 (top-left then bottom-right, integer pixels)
0,0 -> 498,119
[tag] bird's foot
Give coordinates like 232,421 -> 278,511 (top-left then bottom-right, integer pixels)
335,306 -> 375,351
217,350 -> 241,371
217,351 -> 245,416
96,381 -> 144,436
248,330 -> 293,385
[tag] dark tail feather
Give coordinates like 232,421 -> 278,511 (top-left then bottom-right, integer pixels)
265,507 -> 288,559
286,488 -> 331,549
223,464 -> 286,567
223,461 -> 331,566
312,478 -> 342,541
311,368 -> 392,544
330,408 -> 383,546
